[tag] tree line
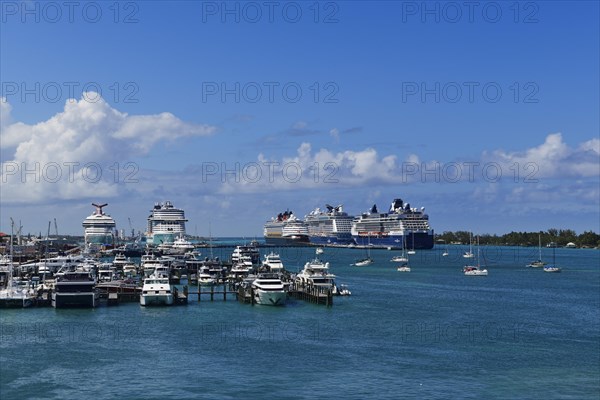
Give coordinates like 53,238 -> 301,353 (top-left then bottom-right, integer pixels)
435,229 -> 600,248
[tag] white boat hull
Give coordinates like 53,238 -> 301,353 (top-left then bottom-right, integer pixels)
140,294 -> 174,306
397,267 -> 411,272
464,269 -> 488,276
254,289 -> 287,306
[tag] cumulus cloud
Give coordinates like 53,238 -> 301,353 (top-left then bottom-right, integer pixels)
215,133 -> 599,196
486,133 -> 600,178
0,93 -> 217,204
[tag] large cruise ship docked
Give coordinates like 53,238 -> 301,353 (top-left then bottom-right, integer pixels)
304,204 -> 355,245
263,210 -> 309,246
351,198 -> 434,249
146,201 -> 188,245
82,203 -> 116,249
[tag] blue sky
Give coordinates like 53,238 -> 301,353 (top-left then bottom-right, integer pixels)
1,0 -> 599,237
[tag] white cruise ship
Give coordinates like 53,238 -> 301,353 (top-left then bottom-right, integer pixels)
304,204 -> 354,245
82,203 -> 116,249
263,210 -> 309,245
351,198 -> 434,249
146,201 -> 188,245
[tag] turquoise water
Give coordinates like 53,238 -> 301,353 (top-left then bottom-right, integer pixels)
1,246 -> 598,399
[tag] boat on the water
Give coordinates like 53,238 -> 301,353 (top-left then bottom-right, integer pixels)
251,273 -> 287,306
52,265 -> 98,308
351,198 -> 434,249
263,210 -> 309,246
140,269 -> 174,306
0,265 -> 36,308
463,236 -> 487,276
527,234 -> 547,268
304,204 -> 355,245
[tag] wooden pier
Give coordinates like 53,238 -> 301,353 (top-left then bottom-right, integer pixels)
288,283 -> 333,307
187,283 -> 239,302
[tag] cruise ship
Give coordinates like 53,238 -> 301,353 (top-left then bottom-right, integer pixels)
82,203 -> 116,249
304,204 -> 354,245
263,210 -> 309,245
351,198 -> 434,249
146,201 -> 188,245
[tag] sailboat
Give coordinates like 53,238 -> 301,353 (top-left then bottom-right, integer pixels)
463,232 -> 474,258
543,244 -> 561,273
442,241 -> 449,257
407,232 -> 416,255
396,251 -> 411,272
353,234 -> 374,266
390,237 -> 408,262
527,233 -> 546,268
463,235 -> 488,276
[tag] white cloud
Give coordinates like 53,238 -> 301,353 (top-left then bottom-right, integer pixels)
0,93 -> 217,204
486,133 -> 599,178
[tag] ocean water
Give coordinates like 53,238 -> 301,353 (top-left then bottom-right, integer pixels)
1,245 -> 598,399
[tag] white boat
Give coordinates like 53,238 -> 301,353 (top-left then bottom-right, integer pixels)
0,266 -> 36,308
231,245 -> 261,267
252,273 -> 287,306
543,266 -> 561,273
463,232 -> 474,258
295,256 -> 335,289
442,243 -> 449,257
97,263 -> 117,282
354,236 -> 374,266
140,269 -> 174,306
527,234 -> 547,268
262,252 -> 285,272
197,265 -> 216,285
315,247 -> 324,255
334,284 -> 351,296
391,236 -> 408,262
463,236 -> 487,276
543,245 -> 561,272
354,257 -> 373,267
396,250 -> 411,272
122,261 -> 138,278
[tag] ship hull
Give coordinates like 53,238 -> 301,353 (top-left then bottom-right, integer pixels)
352,232 -> 434,249
264,236 -> 309,246
308,233 -> 355,245
52,292 -> 97,308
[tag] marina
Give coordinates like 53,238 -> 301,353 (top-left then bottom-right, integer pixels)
1,243 -> 598,399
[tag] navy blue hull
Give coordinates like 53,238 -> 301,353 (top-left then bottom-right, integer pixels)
264,236 -> 310,246
308,234 -> 355,245
352,232 -> 434,249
